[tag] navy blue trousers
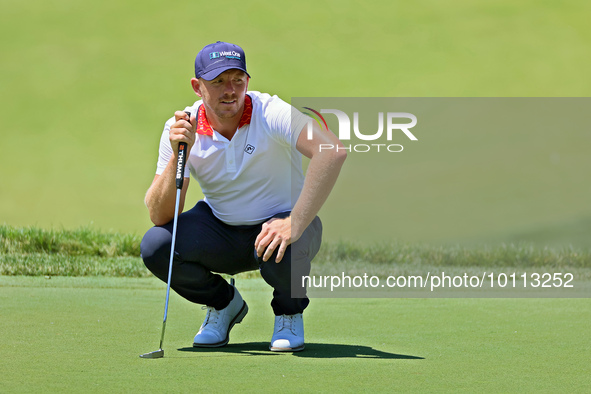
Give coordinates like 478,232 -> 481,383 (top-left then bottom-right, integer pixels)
140,201 -> 322,315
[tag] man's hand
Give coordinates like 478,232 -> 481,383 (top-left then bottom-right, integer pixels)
170,111 -> 196,154
255,216 -> 300,263
144,110 -> 195,226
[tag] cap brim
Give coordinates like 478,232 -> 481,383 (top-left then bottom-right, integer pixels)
200,66 -> 250,81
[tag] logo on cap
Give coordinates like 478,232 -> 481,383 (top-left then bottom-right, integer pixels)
196,42 -> 249,80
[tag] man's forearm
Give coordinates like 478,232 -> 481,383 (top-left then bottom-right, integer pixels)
290,149 -> 346,240
145,155 -> 189,226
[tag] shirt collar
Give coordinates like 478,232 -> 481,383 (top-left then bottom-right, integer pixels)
196,94 -> 253,136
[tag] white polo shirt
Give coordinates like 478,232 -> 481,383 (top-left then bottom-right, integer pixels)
155,91 -> 310,225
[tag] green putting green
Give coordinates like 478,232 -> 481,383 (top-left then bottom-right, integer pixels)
1,276 -> 589,392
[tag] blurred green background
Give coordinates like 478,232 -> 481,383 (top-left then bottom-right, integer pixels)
1,0 -> 590,246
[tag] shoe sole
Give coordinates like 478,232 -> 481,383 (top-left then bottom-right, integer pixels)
269,344 -> 305,352
193,301 -> 248,348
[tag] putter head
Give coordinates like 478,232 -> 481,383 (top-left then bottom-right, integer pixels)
140,349 -> 164,359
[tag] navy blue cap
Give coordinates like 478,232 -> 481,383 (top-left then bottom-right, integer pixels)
194,41 -> 250,80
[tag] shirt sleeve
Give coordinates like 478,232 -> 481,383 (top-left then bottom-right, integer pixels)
155,117 -> 191,178
263,95 -> 312,147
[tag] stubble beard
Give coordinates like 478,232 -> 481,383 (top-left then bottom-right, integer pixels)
213,96 -> 244,120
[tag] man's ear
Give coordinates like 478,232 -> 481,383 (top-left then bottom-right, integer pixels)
191,78 -> 202,97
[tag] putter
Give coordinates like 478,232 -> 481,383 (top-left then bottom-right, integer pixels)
140,111 -> 191,359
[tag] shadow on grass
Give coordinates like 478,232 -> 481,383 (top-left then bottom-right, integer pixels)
178,342 -> 423,360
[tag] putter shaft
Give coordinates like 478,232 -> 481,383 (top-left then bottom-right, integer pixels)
141,114 -> 189,359
159,188 -> 181,349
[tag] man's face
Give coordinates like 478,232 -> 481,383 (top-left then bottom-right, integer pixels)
194,69 -> 249,120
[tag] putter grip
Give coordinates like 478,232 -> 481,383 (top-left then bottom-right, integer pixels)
175,111 -> 191,189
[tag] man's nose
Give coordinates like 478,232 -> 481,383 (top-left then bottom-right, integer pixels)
223,80 -> 235,94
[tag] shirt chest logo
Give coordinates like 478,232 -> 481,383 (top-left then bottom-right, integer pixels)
244,144 -> 255,154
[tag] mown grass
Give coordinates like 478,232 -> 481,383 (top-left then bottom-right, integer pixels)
3,277 -> 590,392
2,225 -> 590,279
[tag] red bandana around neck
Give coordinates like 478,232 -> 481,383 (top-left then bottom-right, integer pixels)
196,94 -> 253,136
